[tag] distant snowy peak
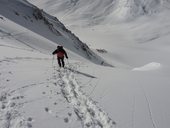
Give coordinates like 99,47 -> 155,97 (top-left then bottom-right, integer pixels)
111,0 -> 170,20
27,0 -> 116,25
28,0 -> 170,25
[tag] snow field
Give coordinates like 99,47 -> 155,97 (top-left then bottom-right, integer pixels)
1,0 -> 170,128
56,65 -> 116,128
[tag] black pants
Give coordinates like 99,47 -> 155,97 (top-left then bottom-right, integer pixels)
57,57 -> 65,67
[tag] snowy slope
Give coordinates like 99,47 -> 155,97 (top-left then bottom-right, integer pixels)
0,35 -> 116,128
0,15 -> 116,128
0,0 -> 115,128
0,0 -> 111,66
72,11 -> 170,128
1,0 -> 170,128
27,0 -> 170,128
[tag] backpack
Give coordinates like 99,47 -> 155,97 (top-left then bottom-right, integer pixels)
57,51 -> 65,58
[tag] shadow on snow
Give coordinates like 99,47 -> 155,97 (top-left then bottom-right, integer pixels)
65,67 -> 97,79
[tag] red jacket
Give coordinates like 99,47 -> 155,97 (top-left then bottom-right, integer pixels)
52,47 -> 68,58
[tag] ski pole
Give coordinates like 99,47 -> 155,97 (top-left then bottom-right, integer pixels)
66,58 -> 69,65
52,55 -> 54,68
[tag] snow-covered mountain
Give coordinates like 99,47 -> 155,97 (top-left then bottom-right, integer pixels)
1,0 -> 170,128
108,0 -> 170,21
28,0 -> 170,25
0,0 -> 111,66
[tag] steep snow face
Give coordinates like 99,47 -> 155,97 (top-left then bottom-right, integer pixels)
28,0 -> 116,26
28,0 -> 170,25
0,0 -> 110,66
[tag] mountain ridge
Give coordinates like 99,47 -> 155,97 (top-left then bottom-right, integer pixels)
28,0 -> 170,26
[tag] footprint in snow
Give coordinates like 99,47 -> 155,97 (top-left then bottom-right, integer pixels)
45,107 -> 52,113
68,112 -> 72,117
27,117 -> 33,122
45,107 -> 49,112
8,71 -> 12,74
27,122 -> 32,128
6,79 -> 10,82
64,117 -> 69,123
53,82 -> 57,86
1,104 -> 6,109
10,102 -> 16,108
54,102 -> 57,105
56,92 -> 61,95
12,96 -> 24,100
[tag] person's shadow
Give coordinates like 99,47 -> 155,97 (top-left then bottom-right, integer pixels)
65,67 -> 97,79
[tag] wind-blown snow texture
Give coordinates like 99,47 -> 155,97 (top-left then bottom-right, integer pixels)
28,0 -> 170,25
1,0 -> 170,128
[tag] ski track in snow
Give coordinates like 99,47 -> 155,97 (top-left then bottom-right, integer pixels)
55,64 -> 116,128
140,85 -> 158,128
